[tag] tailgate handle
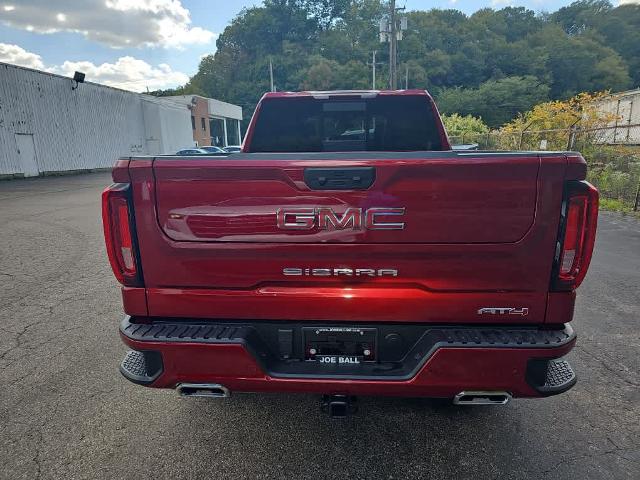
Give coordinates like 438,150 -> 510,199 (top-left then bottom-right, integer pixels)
304,167 -> 375,190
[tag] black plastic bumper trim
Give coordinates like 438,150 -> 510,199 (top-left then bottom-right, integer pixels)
120,316 -> 576,381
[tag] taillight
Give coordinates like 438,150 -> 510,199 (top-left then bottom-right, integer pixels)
102,183 -> 143,286
552,180 -> 598,291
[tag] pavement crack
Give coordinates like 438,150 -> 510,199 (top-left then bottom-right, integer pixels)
0,320 -> 41,362
576,344 -> 640,387
537,447 -> 637,478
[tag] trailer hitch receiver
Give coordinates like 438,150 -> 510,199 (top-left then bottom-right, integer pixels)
322,394 -> 358,418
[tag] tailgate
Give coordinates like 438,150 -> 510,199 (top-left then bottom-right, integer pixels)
130,152 -> 567,323
155,153 -> 538,243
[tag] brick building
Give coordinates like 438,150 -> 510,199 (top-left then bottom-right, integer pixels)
163,95 -> 243,148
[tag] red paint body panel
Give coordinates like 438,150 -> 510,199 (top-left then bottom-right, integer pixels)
120,332 -> 576,397
111,158 -> 130,183
546,291 -> 576,325
146,287 -> 546,323
121,287 -> 148,316
125,152 -> 573,323
154,156 -> 540,243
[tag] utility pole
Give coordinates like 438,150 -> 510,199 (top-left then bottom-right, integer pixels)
405,63 -> 409,89
367,51 -> 384,89
379,1 -> 406,90
373,50 -> 377,89
389,0 -> 397,90
269,58 -> 275,92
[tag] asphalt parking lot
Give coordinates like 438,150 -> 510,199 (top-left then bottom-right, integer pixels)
0,172 -> 638,479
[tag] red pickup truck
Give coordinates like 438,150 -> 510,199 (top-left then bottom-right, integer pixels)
102,90 -> 598,416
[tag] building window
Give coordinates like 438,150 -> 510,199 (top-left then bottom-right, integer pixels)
210,118 -> 226,147
226,119 -> 240,146
191,115 -> 195,130
201,117 -> 206,131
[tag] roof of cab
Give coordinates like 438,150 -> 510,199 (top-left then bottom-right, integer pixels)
261,89 -> 433,100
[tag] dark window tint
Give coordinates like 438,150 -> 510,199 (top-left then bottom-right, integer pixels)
201,117 -> 206,131
191,115 -> 195,130
210,118 -> 225,147
226,119 -> 240,146
249,96 -> 444,152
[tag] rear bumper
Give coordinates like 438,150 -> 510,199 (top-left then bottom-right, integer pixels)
119,316 -> 577,398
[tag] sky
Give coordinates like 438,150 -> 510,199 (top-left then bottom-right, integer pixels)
0,0 -> 635,92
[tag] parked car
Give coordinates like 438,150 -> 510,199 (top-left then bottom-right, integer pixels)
201,145 -> 226,153
452,143 -> 479,150
223,145 -> 242,153
104,89 -> 598,417
175,148 -> 209,155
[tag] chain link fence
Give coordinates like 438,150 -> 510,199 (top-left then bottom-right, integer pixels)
449,124 -> 640,212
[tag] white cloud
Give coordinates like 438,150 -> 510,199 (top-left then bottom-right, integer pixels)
0,43 -> 45,69
0,0 -> 215,49
55,56 -> 189,91
618,0 -> 640,4
0,43 -> 188,92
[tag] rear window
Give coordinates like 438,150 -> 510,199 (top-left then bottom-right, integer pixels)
249,96 -> 444,152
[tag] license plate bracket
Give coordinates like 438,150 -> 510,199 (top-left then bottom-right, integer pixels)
303,327 -> 377,362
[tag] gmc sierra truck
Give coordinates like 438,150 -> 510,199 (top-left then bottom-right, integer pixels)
102,90 -> 598,417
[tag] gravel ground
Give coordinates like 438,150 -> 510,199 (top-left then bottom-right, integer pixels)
0,173 -> 638,479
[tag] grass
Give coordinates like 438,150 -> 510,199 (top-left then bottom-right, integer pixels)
599,198 -> 633,212
599,197 -> 640,218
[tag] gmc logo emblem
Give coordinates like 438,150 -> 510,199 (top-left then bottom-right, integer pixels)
276,207 -> 405,231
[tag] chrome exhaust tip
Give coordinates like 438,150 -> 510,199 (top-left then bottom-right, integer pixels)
177,383 -> 230,398
453,391 -> 511,406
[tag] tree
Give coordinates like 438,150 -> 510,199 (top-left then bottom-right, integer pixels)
441,113 -> 489,145
587,5 -> 640,86
552,0 -> 613,35
499,91 -> 618,150
299,0 -> 351,29
502,91 -> 616,131
529,25 -> 631,98
182,1 -> 639,130
300,56 -> 338,89
437,76 -> 550,127
552,1 -> 640,85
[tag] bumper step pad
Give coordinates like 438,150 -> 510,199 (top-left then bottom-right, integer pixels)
527,358 -> 577,396
120,350 -> 163,385
542,359 -> 577,392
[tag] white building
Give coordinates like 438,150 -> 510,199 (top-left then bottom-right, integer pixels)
594,88 -> 640,145
0,62 -> 242,178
